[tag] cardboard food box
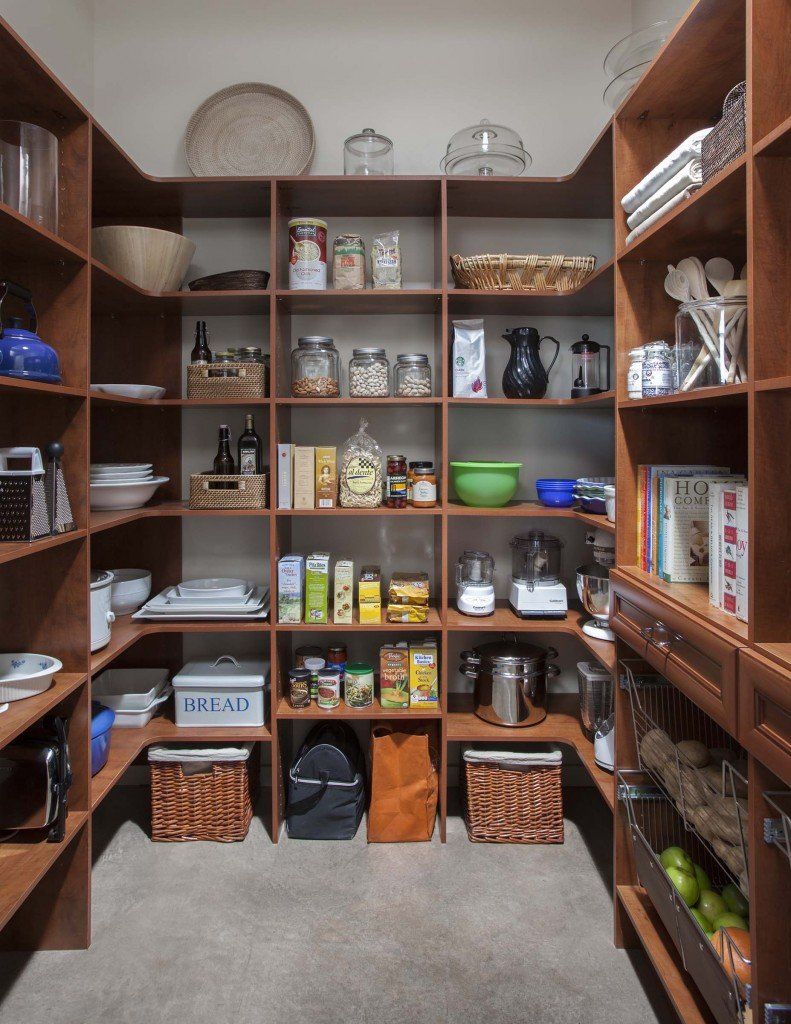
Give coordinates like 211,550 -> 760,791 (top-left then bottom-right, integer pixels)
277,443 -> 294,510
293,445 -> 315,509
409,640 -> 438,708
380,643 -> 409,708
333,559 -> 354,623
358,564 -> 381,624
305,552 -> 330,624
315,447 -> 337,508
278,554 -> 304,623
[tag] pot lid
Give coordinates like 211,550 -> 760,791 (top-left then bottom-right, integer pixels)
173,655 -> 269,688
441,118 -> 531,176
91,701 -> 116,736
90,570 -> 114,588
469,638 -> 550,662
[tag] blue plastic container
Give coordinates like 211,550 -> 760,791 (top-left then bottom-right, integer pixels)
535,477 -> 576,508
91,701 -> 115,776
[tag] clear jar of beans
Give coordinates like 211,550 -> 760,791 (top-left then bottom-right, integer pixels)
394,353 -> 431,397
291,337 -> 340,397
349,348 -> 390,397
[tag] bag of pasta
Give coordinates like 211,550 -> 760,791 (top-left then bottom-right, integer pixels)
339,419 -> 383,508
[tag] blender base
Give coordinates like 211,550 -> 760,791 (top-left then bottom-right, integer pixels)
581,618 -> 615,642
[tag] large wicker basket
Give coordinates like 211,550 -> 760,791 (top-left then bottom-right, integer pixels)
150,759 -> 253,842
450,253 -> 597,292
462,750 -> 563,844
702,82 -> 746,183
189,473 -> 267,510
187,360 -> 268,400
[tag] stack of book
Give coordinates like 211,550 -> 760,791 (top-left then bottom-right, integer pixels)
637,465 -> 748,622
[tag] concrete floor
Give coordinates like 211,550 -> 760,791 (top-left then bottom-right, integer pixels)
1,787 -> 674,1024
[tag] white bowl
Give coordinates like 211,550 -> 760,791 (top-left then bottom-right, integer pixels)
604,484 -> 616,523
91,473 -> 154,484
90,384 -> 166,400
91,463 -> 153,475
0,653 -> 63,703
178,577 -> 248,598
109,568 -> 152,614
90,476 -> 169,511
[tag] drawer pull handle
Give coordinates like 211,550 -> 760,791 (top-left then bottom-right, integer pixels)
639,625 -> 654,641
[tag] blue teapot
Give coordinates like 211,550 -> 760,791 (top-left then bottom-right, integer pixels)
0,281 -> 62,384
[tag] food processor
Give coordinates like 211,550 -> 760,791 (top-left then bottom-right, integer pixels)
455,550 -> 495,616
508,531 -> 567,619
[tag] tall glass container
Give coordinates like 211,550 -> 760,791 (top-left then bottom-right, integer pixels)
675,297 -> 748,391
343,128 -> 394,175
0,121 -> 59,232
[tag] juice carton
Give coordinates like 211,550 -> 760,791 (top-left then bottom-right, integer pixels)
305,552 -> 330,624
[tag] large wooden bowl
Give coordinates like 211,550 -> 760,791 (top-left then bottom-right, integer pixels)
92,225 -> 196,293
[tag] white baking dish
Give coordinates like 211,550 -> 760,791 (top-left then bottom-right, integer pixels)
172,655 -> 268,728
93,667 -> 169,712
0,653 -> 62,703
112,686 -> 172,728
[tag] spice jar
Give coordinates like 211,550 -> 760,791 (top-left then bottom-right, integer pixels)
238,346 -> 264,363
394,354 -> 432,397
386,454 -> 408,508
288,668 -> 311,709
317,667 -> 341,709
411,462 -> 437,507
344,663 -> 374,708
349,348 -> 389,397
326,643 -> 347,681
291,336 -> 340,397
303,656 -> 325,700
295,645 -> 323,668
627,346 -> 645,399
642,340 -> 674,398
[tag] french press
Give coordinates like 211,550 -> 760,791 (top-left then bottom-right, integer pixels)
570,333 -> 611,398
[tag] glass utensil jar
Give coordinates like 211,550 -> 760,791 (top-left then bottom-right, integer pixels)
291,336 -> 340,397
343,128 -> 394,175
349,347 -> 389,397
675,297 -> 748,392
0,120 -> 59,232
394,353 -> 432,397
641,340 -> 674,397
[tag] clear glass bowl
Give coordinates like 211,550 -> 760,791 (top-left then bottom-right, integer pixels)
674,297 -> 748,391
603,62 -> 650,111
603,20 -> 674,78
440,119 -> 530,176
343,128 -> 394,175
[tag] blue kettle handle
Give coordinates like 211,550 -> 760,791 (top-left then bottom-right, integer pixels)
540,335 -> 560,375
0,281 -> 38,338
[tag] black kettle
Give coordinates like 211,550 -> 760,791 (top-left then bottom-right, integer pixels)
501,327 -> 560,399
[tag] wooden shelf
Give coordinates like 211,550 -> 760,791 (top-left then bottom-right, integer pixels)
0,810 -> 89,933
275,176 -> 441,217
447,391 -> 615,408
755,375 -> 791,393
619,383 -> 749,410
91,711 -> 271,810
276,696 -> 441,721
446,500 -> 615,533
446,261 -> 614,316
755,643 -> 791,678
89,393 -> 269,408
89,503 -> 269,532
0,529 -> 87,566
276,397 -> 440,407
616,886 -> 715,1024
276,505 -> 441,517
754,111 -> 791,157
0,377 -> 87,399
0,673 -> 86,752
0,201 -> 87,265
276,606 -> 442,632
447,692 -> 614,809
275,289 -> 441,314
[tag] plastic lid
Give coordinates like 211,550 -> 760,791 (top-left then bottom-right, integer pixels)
441,119 -> 531,176
303,657 -> 326,670
288,218 -> 327,229
90,570 -> 114,588
345,662 -> 373,674
511,530 -> 563,550
91,701 -> 116,737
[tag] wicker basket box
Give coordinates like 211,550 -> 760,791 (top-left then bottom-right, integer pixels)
702,82 -> 746,183
189,473 -> 267,510
462,750 -> 563,844
149,758 -> 253,842
187,360 -> 268,400
450,253 -> 596,293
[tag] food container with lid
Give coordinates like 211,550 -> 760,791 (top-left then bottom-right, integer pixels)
394,353 -> 431,397
343,128 -> 394,175
349,347 -> 389,397
440,119 -> 531,176
0,281 -> 62,384
459,639 -> 559,727
91,702 -> 115,776
291,336 -> 340,397
90,570 -> 115,652
344,663 -> 374,708
173,655 -> 268,727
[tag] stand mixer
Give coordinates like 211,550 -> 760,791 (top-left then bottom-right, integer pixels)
576,528 -> 615,641
508,531 -> 567,619
456,550 -> 495,616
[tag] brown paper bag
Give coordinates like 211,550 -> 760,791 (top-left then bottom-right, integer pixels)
368,723 -> 438,842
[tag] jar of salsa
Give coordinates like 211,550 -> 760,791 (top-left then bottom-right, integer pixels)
326,644 -> 347,681
411,462 -> 437,507
386,454 -> 407,508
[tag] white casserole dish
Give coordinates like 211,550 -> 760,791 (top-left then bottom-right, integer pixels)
0,653 -> 63,703
177,578 -> 248,598
172,655 -> 268,728
93,667 -> 169,712
112,686 -> 172,728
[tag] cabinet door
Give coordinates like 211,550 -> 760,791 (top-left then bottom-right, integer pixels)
738,649 -> 791,786
611,571 -> 739,732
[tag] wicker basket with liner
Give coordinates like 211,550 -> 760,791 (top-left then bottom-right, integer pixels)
702,82 -> 746,183
189,473 -> 267,510
187,360 -> 268,400
462,748 -> 563,843
450,253 -> 597,292
149,744 -> 254,842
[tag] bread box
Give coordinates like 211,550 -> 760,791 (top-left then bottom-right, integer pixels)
172,655 -> 268,728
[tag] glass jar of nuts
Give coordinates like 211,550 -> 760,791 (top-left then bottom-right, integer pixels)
291,336 -> 340,397
394,353 -> 431,397
349,347 -> 390,397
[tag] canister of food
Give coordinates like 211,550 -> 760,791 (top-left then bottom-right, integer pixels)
288,668 -> 311,709
303,656 -> 325,700
288,218 -> 328,290
627,346 -> 645,399
344,663 -> 374,708
317,667 -> 341,709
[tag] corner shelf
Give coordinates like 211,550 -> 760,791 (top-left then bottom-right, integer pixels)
445,501 -> 615,533
447,392 -> 614,408
0,673 -> 87,751
446,260 -> 614,316
276,697 -> 441,721
0,529 -> 88,566
618,383 -> 748,409
0,200 -> 88,265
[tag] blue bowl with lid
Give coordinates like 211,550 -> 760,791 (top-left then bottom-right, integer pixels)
536,478 -> 576,507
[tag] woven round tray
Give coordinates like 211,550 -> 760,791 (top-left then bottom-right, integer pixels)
188,269 -> 270,291
185,82 -> 314,176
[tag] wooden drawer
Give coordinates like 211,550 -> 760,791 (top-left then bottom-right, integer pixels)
738,649 -> 791,785
611,570 -> 739,732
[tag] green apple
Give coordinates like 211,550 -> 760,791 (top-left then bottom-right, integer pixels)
712,912 -> 748,931
697,889 -> 728,925
667,865 -> 700,906
660,846 -> 695,875
693,864 -> 711,893
690,907 -> 713,936
722,883 -> 749,919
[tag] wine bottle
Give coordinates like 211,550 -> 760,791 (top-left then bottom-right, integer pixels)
238,414 -> 263,475
191,320 -> 211,365
213,424 -> 236,474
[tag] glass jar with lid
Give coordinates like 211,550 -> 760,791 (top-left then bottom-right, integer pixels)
291,336 -> 340,397
394,353 -> 432,397
349,347 -> 390,397
238,346 -> 265,363
440,119 -> 531,176
343,128 -> 394,176
627,346 -> 645,399
641,340 -> 674,398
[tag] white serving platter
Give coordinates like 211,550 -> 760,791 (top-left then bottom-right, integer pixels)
90,384 -> 167,400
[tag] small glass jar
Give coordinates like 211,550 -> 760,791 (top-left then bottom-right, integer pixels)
627,346 -> 645,399
295,645 -> 323,668
344,663 -> 374,708
238,346 -> 264,363
642,340 -> 674,398
386,454 -> 408,508
412,463 -> 437,507
343,128 -> 394,176
303,656 -> 325,700
208,351 -> 240,378
288,668 -> 311,709
291,336 -> 340,398
317,667 -> 341,709
326,644 -> 347,682
675,297 -> 748,392
394,353 -> 432,397
349,348 -> 389,397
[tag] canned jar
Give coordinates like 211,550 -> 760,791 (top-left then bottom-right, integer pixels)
344,662 -> 374,708
303,656 -> 325,700
317,667 -> 341,709
412,463 -> 437,507
394,353 -> 432,397
349,348 -> 390,397
288,218 -> 328,290
288,668 -> 311,708
326,644 -> 347,681
627,346 -> 645,399
386,454 -> 408,508
642,340 -> 674,398
295,645 -> 323,668
291,336 -> 340,397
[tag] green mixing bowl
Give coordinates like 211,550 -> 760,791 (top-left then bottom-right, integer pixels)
450,461 -> 522,507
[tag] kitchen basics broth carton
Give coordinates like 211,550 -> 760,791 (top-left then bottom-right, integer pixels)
409,640 -> 438,708
379,643 -> 409,708
305,552 -> 330,624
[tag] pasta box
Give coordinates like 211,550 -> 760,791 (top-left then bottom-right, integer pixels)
172,655 -> 269,728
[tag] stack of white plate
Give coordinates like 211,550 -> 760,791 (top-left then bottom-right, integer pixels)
132,578 -> 270,621
90,463 -> 169,511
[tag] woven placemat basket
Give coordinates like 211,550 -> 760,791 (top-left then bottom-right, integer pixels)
702,81 -> 746,182
188,269 -> 270,291
187,361 -> 268,399
189,473 -> 267,510
451,253 -> 597,292
462,758 -> 564,843
150,760 -> 253,842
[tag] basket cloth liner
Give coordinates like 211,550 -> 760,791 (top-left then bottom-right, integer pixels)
148,744 -> 252,776
463,749 -> 562,769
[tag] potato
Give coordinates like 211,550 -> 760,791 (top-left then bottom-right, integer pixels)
692,804 -> 721,844
640,728 -> 676,773
714,838 -> 747,877
705,795 -> 749,845
679,764 -> 710,806
677,739 -> 710,768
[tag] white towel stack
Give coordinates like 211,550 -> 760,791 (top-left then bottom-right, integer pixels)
621,128 -> 712,245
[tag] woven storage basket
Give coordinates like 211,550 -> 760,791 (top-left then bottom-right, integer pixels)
188,269 -> 270,291
187,360 -> 268,399
702,82 -> 746,182
189,473 -> 267,510
150,759 -> 253,842
450,253 -> 597,292
462,753 -> 564,844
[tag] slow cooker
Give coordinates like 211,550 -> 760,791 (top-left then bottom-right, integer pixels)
90,570 -> 115,652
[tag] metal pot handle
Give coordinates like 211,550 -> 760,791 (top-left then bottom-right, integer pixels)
547,646 -> 558,660
546,664 -> 561,678
459,650 -> 481,680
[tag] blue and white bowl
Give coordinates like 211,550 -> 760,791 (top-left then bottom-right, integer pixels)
0,653 -> 63,703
